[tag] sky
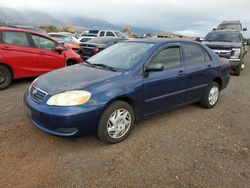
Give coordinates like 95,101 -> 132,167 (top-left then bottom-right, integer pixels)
0,0 -> 250,37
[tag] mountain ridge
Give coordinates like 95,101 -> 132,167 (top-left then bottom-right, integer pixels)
0,6 -> 160,34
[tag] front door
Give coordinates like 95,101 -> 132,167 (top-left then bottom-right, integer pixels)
143,44 -> 187,116
0,31 -> 39,78
30,34 -> 66,74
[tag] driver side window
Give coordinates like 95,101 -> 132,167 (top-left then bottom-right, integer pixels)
151,47 -> 181,70
31,35 -> 57,50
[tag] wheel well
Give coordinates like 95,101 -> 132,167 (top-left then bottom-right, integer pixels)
0,63 -> 13,77
107,97 -> 139,121
213,77 -> 222,90
66,59 -> 78,66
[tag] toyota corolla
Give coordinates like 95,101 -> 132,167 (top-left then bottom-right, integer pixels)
24,39 -> 230,144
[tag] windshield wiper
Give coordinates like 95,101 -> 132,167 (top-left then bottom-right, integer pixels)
93,64 -> 117,72
82,60 -> 96,68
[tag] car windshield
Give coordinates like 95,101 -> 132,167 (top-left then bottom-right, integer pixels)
87,42 -> 155,71
205,33 -> 241,42
114,32 -> 128,38
218,23 -> 242,30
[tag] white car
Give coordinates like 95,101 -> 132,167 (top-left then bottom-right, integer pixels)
81,30 -> 128,38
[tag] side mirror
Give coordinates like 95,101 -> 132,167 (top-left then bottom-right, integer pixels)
243,28 -> 247,31
243,42 -> 247,46
145,63 -> 164,72
55,46 -> 64,53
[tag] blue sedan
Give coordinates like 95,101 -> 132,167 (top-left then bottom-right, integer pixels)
24,39 -> 230,144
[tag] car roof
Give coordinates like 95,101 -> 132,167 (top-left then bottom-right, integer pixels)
0,26 -> 47,36
220,20 -> 241,24
0,27 -> 60,43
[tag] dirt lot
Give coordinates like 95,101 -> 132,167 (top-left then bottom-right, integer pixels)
1,54 -> 250,188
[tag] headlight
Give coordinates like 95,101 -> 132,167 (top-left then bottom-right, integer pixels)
47,90 -> 91,106
232,48 -> 241,58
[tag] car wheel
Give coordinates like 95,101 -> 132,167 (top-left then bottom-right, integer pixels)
235,62 -> 241,76
97,101 -> 135,144
0,65 -> 12,90
200,82 -> 220,109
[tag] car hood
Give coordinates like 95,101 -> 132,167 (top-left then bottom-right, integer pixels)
203,41 -> 242,49
34,64 -> 121,95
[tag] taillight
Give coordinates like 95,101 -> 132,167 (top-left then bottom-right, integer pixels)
93,47 -> 99,53
228,63 -> 231,70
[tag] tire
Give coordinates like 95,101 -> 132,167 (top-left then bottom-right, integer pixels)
97,101 -> 135,144
234,62 -> 241,76
0,65 -> 12,90
200,82 -> 220,109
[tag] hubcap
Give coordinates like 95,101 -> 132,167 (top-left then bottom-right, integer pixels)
0,71 -> 5,84
107,109 -> 131,139
208,86 -> 219,106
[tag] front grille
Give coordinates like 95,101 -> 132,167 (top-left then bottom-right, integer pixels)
212,49 -> 232,59
208,46 -> 232,50
80,44 -> 96,48
30,85 -> 48,103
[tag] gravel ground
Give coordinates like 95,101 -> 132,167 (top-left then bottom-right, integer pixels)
0,54 -> 250,188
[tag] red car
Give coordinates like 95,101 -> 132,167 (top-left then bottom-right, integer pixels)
0,27 -> 83,89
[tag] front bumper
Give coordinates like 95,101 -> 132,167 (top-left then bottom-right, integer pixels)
24,91 -> 104,137
229,59 -> 241,68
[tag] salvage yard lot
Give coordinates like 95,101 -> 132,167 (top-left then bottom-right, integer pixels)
1,54 -> 250,187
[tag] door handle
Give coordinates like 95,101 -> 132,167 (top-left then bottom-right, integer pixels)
208,64 -> 212,68
2,46 -> 10,49
178,70 -> 185,76
39,51 -> 46,55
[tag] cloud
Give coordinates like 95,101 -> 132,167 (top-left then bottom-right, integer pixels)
0,0 -> 249,37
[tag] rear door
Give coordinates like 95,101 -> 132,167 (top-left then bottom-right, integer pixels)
0,31 -> 39,78
181,42 -> 213,102
143,43 -> 187,115
29,34 -> 66,73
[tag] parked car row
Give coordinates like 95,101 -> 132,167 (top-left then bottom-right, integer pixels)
0,23 -> 239,144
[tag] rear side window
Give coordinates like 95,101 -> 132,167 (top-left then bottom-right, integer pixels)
2,32 -> 30,47
31,35 -> 57,50
99,31 -> 105,37
151,47 -> 181,69
204,50 -> 212,62
182,44 -> 206,65
106,31 -> 115,37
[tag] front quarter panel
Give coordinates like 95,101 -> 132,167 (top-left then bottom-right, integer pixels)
84,73 -> 144,115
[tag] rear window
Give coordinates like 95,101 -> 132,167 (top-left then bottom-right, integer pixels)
2,31 -> 30,47
99,31 -> 105,37
218,23 -> 242,30
106,31 -> 115,37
